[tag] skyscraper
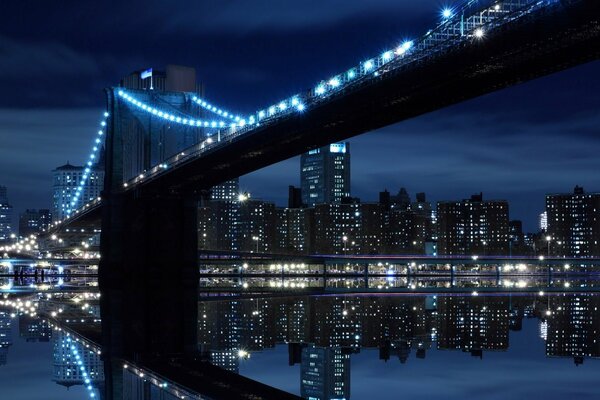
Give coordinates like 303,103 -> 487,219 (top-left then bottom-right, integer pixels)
211,179 -> 240,201
437,193 -> 509,256
301,142 -> 350,206
19,209 -> 51,237
0,186 -> 13,242
52,163 -> 104,221
300,346 -> 350,400
545,186 -> 600,257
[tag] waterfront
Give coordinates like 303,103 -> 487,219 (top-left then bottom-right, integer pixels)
1,267 -> 600,399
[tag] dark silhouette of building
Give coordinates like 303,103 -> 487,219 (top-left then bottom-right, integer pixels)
437,193 -> 509,255
19,209 -> 51,238
545,186 -> 600,257
301,143 -> 350,206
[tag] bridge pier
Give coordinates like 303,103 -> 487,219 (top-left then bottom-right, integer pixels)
99,193 -> 199,362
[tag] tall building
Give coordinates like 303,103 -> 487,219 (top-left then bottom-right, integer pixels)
52,330 -> 104,389
545,186 -> 600,257
301,142 -> 350,206
0,186 -> 12,242
238,199 -> 277,253
211,179 -> 240,201
546,294 -> 600,364
313,199 -> 386,255
52,163 -> 104,221
0,311 -> 13,366
300,346 -> 350,400
437,193 -> 509,256
275,207 -> 315,255
19,209 -> 51,237
384,190 -> 435,254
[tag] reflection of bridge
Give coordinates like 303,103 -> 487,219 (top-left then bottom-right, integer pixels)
37,0 -> 600,369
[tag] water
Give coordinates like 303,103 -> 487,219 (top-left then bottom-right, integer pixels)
1,272 -> 600,399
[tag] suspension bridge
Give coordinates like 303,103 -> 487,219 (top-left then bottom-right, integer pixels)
32,0 -> 600,361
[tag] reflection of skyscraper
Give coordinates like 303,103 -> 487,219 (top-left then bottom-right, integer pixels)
301,142 -> 350,207
301,346 -> 350,400
198,300 -> 242,373
546,294 -> 600,364
437,296 -> 509,356
0,311 -> 13,366
52,330 -> 104,388
19,315 -> 52,342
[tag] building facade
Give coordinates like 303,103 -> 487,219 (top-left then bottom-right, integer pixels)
437,193 -> 509,256
545,186 -> 600,257
0,186 -> 12,242
52,163 -> 104,221
19,209 -> 51,238
301,142 -> 350,206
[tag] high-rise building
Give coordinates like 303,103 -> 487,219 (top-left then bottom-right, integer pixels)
300,346 -> 351,400
539,211 -> 548,232
385,191 -> 435,254
437,193 -> 509,256
52,330 -> 104,389
275,207 -> 315,254
546,294 -> 600,364
313,199 -> 386,255
238,199 -> 277,253
545,186 -> 600,257
301,142 -> 350,206
0,311 -> 13,366
19,209 -> 51,237
211,179 -> 240,202
0,186 -> 12,242
52,163 -> 104,221
437,296 -> 509,356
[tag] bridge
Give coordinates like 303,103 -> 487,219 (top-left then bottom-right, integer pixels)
34,0 -> 600,369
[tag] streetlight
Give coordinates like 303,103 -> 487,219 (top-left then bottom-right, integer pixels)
546,235 -> 552,257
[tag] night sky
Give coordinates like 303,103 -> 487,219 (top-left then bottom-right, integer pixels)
1,0 -> 599,231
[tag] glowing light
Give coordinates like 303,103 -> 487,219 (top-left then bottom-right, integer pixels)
474,28 -> 485,38
315,85 -> 326,95
363,60 -> 374,71
328,77 -> 340,87
442,8 -> 453,19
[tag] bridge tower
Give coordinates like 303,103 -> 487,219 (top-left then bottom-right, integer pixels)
99,70 -> 206,395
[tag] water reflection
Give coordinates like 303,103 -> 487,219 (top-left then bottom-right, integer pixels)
199,292 -> 600,399
0,278 -> 599,399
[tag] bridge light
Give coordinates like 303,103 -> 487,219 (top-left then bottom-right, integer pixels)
278,102 -> 287,111
442,8 -> 452,19
268,106 -> 276,115
258,110 -> 265,119
315,85 -> 326,95
103,112 -> 109,117
363,60 -> 374,71
296,103 -> 305,112
382,51 -> 393,61
347,69 -> 356,79
328,77 -> 340,87
474,28 -> 484,38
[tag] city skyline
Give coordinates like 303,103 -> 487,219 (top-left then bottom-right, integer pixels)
1,1 -> 599,231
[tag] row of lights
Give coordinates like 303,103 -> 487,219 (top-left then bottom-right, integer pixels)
118,90 -> 227,128
68,113 -> 109,215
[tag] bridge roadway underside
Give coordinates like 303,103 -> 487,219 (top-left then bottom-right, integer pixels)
97,0 -> 600,384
